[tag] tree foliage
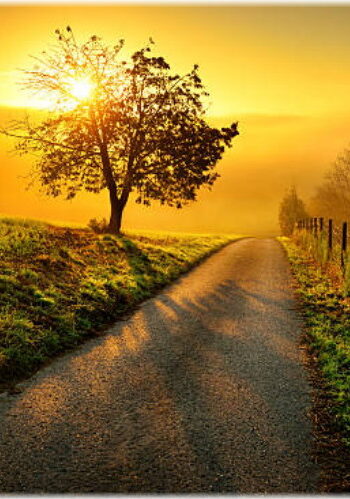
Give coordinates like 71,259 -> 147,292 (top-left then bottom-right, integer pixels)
279,185 -> 308,236
310,148 -> 350,222
2,28 -> 239,233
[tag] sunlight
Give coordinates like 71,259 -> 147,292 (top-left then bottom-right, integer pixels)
68,77 -> 93,101
34,76 -> 94,111
3,76 -> 95,111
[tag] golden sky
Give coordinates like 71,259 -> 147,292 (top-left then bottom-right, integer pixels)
1,5 -> 350,235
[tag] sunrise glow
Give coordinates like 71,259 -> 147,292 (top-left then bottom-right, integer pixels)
67,77 -> 93,101
0,5 -> 350,235
0,8 -> 349,491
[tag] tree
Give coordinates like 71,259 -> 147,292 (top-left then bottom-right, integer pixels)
2,28 -> 239,233
309,148 -> 350,222
279,185 -> 308,236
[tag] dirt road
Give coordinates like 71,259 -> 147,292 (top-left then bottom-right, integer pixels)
0,238 -> 319,493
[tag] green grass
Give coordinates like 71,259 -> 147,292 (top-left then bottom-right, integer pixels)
279,236 -> 350,446
293,229 -> 350,296
0,217 -> 243,383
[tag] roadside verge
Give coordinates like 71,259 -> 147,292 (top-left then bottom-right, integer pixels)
278,236 -> 350,492
0,217 -> 243,387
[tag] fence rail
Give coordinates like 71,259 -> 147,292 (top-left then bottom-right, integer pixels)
296,217 -> 348,273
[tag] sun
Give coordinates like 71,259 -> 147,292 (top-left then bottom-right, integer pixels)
68,77 -> 93,101
14,76 -> 95,111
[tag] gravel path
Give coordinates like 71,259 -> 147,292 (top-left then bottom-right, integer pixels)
0,238 -> 319,493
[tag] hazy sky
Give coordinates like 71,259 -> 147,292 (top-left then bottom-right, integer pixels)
0,5 -> 350,235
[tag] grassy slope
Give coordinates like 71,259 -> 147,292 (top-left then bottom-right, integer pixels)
279,237 -> 350,446
0,217 -> 242,383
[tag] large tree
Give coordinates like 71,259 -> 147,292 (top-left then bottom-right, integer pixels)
309,148 -> 350,222
279,185 -> 308,236
2,28 -> 239,233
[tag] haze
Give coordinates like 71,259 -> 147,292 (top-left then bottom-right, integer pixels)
1,5 -> 350,235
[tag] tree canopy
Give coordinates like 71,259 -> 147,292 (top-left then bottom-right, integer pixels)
3,28 -> 239,233
310,148 -> 350,222
279,185 -> 308,236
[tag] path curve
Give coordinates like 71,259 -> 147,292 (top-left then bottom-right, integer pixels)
0,238 -> 319,493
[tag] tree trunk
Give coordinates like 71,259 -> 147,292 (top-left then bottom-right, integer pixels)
98,144 -> 125,234
108,175 -> 132,234
99,144 -> 132,235
108,184 -> 124,234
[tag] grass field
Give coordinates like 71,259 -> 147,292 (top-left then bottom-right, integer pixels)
0,217 -> 242,384
279,237 -> 350,447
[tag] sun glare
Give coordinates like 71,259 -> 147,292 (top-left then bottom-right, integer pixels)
68,78 -> 93,101
6,76 -> 95,111
34,76 -> 94,111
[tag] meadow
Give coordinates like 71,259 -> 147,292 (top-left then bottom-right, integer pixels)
0,217 -> 241,386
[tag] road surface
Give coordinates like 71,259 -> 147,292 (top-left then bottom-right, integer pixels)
0,238 -> 319,493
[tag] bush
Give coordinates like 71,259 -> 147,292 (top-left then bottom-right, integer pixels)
87,217 -> 109,234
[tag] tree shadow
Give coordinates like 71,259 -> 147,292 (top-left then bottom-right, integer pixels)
135,281 -> 316,491
0,252 -> 319,493
119,236 -> 157,279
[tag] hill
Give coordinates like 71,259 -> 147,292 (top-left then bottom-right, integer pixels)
0,217 -> 242,385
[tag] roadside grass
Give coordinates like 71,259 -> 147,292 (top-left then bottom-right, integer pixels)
0,217 -> 243,384
293,229 -> 350,296
279,236 -> 350,446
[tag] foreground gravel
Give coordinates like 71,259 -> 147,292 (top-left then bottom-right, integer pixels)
0,238 -> 319,493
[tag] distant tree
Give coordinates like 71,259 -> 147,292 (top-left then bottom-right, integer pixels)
279,185 -> 308,236
2,28 -> 238,234
310,148 -> 350,222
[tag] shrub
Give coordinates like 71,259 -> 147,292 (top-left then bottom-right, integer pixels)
88,217 -> 109,234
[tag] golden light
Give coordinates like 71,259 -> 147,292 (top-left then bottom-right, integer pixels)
9,76 -> 95,111
68,77 -> 93,101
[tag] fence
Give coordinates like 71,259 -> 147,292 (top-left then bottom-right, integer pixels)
296,217 -> 347,267
295,217 -> 349,292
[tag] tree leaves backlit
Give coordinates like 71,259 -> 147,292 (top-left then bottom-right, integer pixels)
310,148 -> 350,222
2,28 -> 239,233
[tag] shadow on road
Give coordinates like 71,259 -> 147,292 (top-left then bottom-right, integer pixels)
0,239 -> 318,493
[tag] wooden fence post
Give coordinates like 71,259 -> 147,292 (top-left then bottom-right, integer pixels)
319,217 -> 324,232
341,221 -> 348,271
313,217 -> 318,236
328,219 -> 333,258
